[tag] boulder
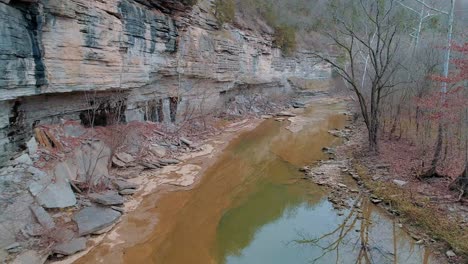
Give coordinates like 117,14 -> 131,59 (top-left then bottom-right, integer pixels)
27,166 -> 48,180
5,242 -> 21,252
89,191 -> 124,206
30,205 -> 55,229
446,250 -> 456,258
114,152 -> 135,164
51,228 -> 75,243
26,137 -> 38,156
12,250 -> 47,264
149,144 -> 167,157
0,191 -> 35,248
322,147 -> 336,154
53,238 -> 87,256
375,164 -> 391,170
159,159 -> 180,165
337,183 -> 347,188
180,137 -> 194,148
112,156 -> 127,168
92,223 -> 117,235
119,189 -> 137,195
292,102 -> 306,108
75,141 -> 111,185
14,153 -> 33,166
276,111 -> 296,117
328,130 -> 343,137
139,161 -> 161,170
393,179 -> 408,187
111,206 -> 125,213
114,180 -> 138,191
54,161 -> 77,182
73,206 -> 121,236
29,178 -> 76,209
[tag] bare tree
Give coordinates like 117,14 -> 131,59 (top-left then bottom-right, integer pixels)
313,0 -> 407,152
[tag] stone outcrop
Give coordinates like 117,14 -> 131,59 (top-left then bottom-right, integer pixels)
0,0 -> 330,164
73,206 -> 121,236
52,237 -> 87,256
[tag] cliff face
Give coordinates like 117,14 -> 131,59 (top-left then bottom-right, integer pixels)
0,0 -> 330,164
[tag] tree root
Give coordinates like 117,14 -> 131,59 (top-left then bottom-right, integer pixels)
420,166 -> 446,179
450,166 -> 467,200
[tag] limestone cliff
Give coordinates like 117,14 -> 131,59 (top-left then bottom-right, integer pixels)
0,0 -> 330,164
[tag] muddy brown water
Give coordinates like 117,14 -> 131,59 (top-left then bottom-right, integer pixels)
77,101 -> 435,264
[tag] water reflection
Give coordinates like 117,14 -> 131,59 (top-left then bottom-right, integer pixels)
220,195 -> 433,264
294,197 -> 433,264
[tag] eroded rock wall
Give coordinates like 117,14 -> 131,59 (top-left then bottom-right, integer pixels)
0,0 -> 330,164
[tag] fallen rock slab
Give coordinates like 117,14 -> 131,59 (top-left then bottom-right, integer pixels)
53,237 -> 87,256
149,144 -> 167,157
139,161 -> 161,170
119,189 -> 137,195
111,206 -> 125,213
5,242 -> 21,252
115,152 -> 135,164
159,159 -> 180,165
112,157 -> 127,168
276,111 -> 296,117
12,250 -> 47,264
89,191 -> 124,206
180,137 -> 194,148
292,102 -> 306,108
114,180 -> 138,191
73,206 -> 121,236
14,153 -> 33,166
92,222 -> 118,235
29,180 -> 77,209
27,137 -> 38,156
30,205 -> 55,229
75,141 -> 110,184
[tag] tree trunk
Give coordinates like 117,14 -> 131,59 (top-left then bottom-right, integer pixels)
450,163 -> 467,199
423,123 -> 444,178
389,104 -> 401,139
368,109 -> 379,153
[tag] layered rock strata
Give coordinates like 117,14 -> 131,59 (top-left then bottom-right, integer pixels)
0,0 -> 330,164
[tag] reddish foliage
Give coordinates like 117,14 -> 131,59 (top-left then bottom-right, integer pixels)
417,41 -> 467,122
382,41 -> 468,180
416,86 -> 466,122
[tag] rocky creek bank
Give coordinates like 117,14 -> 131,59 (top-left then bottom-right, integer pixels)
302,108 -> 468,264
0,90 -> 317,263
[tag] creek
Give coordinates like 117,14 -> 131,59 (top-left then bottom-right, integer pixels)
77,99 -> 434,264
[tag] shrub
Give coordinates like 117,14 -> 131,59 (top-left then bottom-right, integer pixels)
181,0 -> 198,6
214,0 -> 235,25
273,24 -> 297,55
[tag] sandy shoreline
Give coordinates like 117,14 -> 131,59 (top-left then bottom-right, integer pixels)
52,117 -> 264,264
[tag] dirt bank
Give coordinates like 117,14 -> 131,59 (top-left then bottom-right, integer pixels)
304,105 -> 468,264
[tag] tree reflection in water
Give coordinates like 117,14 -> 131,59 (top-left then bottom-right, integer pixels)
294,196 -> 431,264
